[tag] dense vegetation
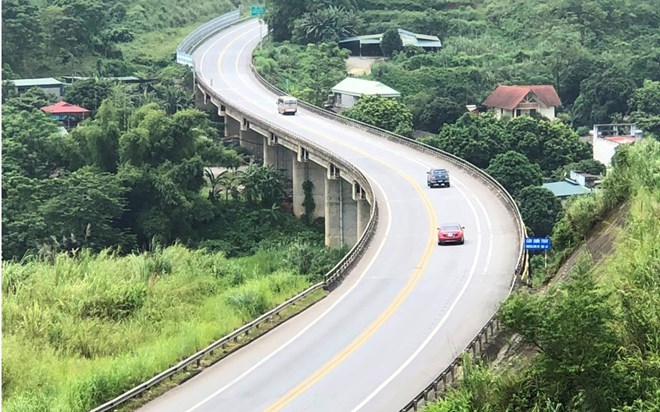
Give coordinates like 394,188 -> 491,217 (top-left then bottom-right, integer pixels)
2,242 -> 342,412
261,0 -> 660,132
425,139 -> 660,411
2,86 -> 330,260
1,0 -> 240,78
2,4 -> 347,409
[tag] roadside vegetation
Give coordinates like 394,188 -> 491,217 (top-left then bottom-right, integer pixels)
424,139 -> 660,411
2,242 -> 340,412
1,0 -> 241,78
2,3 -> 346,410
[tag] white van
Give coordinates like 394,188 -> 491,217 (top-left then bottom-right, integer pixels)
277,96 -> 297,115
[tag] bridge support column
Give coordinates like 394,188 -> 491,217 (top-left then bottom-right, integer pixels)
264,135 -> 293,180
325,171 -> 342,248
239,128 -> 264,161
357,198 -> 370,239
341,180 -> 358,248
292,158 -> 325,219
194,88 -> 215,112
224,116 -> 240,142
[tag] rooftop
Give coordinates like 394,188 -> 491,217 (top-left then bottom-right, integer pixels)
332,77 -> 401,98
542,181 -> 593,197
603,135 -> 636,144
61,76 -> 143,82
41,101 -> 90,115
339,29 -> 442,49
482,85 -> 562,110
10,77 -> 64,87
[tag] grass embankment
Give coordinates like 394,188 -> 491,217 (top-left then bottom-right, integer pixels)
422,139 -> 660,411
2,244 -> 323,412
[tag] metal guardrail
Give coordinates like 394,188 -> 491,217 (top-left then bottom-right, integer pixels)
249,43 -> 527,411
175,6 -> 242,66
91,17 -> 381,412
90,283 -> 325,412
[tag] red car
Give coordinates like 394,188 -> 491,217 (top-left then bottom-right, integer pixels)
437,223 -> 465,245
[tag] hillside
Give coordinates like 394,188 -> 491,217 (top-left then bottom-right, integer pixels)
424,139 -> 660,411
2,0 -> 241,78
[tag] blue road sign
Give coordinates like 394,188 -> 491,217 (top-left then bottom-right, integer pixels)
524,237 -> 551,251
251,5 -> 266,16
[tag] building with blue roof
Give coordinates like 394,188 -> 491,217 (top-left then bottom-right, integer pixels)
339,29 -> 442,56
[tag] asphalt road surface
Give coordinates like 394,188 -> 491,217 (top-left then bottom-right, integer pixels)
139,19 -> 520,412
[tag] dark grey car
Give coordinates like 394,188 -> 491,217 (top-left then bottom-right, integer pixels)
427,168 -> 450,188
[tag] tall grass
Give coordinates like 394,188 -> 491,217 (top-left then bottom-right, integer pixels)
2,244 -> 312,412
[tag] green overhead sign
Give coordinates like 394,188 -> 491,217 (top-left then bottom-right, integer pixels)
250,5 -> 265,16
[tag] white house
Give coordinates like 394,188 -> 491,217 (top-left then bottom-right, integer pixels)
482,85 -> 561,120
331,77 -> 401,109
592,123 -> 642,167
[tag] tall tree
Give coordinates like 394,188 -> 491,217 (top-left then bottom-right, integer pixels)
517,186 -> 563,237
573,65 -> 637,126
486,151 -> 543,197
1,0 -> 42,73
419,113 -> 508,169
380,28 -> 403,57
629,79 -> 660,137
342,95 -> 414,136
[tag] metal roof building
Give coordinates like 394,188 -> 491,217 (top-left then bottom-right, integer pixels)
542,181 -> 593,198
9,77 -> 65,97
339,29 -> 442,56
331,77 -> 401,109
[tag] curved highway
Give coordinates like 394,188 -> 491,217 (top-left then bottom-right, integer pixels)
140,19 -> 520,412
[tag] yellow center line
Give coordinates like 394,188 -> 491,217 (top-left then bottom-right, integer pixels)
212,23 -> 439,412
264,174 -> 436,412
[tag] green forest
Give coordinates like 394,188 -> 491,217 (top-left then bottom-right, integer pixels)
2,0 -> 240,78
258,0 -> 660,134
427,139 -> 660,411
2,0 -> 660,410
2,1 -> 344,410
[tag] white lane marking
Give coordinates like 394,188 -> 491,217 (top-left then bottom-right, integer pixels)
184,180 -> 393,412
193,22 -> 501,410
227,26 -> 499,409
184,27 -> 396,412
351,172 -> 495,411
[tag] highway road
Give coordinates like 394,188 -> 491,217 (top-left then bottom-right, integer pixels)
140,19 -> 520,412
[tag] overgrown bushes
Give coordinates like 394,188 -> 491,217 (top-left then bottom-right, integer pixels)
1,242 -> 330,411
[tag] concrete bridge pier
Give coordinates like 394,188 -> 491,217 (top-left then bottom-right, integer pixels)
224,116 -> 240,142
239,126 -> 264,162
194,87 -> 216,112
341,180 -> 358,248
292,156 -> 326,219
356,198 -> 370,240
263,134 -> 293,181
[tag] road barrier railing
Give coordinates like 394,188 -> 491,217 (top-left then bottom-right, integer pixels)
249,43 -> 527,411
175,7 -> 242,66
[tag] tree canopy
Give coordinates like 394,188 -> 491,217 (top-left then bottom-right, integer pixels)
342,94 -> 413,136
485,151 -> 543,197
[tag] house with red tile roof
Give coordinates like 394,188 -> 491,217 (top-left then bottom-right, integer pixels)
482,85 -> 562,120
41,101 -> 90,129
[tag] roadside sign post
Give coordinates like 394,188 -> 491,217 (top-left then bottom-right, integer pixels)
524,237 -> 552,282
250,6 -> 266,50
